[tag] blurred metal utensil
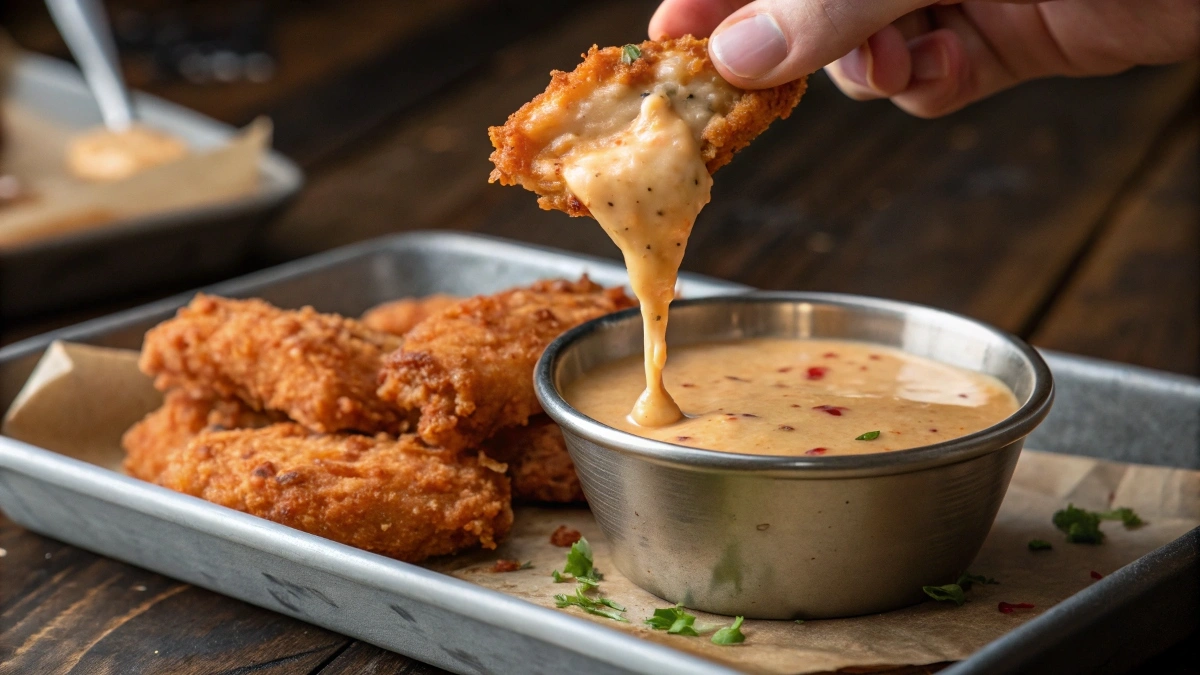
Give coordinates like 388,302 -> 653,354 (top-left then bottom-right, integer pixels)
45,0 -> 135,130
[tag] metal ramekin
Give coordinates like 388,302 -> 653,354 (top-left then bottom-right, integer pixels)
535,292 -> 1054,619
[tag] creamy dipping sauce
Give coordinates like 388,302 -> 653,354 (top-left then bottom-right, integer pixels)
561,56 -> 738,426
67,125 -> 189,182
564,339 -> 1019,456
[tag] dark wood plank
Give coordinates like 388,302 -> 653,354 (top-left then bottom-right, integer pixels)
0,512 -> 352,674
261,0 -> 662,260
316,641 -> 447,675
1030,119 -> 1199,375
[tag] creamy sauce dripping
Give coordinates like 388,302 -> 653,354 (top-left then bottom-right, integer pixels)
564,339 -> 1020,456
563,93 -> 712,426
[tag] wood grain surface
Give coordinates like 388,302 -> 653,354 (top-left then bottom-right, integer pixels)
0,0 -> 1196,672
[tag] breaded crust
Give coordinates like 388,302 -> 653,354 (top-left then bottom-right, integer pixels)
488,35 -> 806,216
157,423 -> 513,562
361,294 -> 463,336
484,415 -> 585,504
140,294 -> 407,435
376,276 -> 635,452
122,390 -> 283,482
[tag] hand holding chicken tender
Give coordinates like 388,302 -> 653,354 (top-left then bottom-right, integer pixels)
488,36 -> 805,216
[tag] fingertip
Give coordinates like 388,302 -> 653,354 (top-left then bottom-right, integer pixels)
892,30 -> 973,118
650,0 -> 740,40
863,26 -> 911,96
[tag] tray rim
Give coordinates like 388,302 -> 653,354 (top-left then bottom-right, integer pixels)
0,230 -> 1196,674
1,51 -> 305,255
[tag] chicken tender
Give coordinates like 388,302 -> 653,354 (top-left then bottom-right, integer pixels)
361,294 -> 463,336
140,294 -> 407,435
122,390 -> 282,482
377,276 -> 635,451
157,423 -> 513,562
485,416 -> 584,503
488,35 -> 806,216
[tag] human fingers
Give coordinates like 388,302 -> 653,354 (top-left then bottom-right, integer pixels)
706,0 -> 935,88
824,24 -> 913,100
648,0 -> 750,40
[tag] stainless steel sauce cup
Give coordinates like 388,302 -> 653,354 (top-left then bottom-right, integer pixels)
535,293 -> 1054,619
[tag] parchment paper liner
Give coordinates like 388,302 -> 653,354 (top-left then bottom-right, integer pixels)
5,342 -> 1198,674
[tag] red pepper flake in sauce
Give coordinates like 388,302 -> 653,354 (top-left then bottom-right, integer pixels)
805,447 -> 827,455
675,436 -> 693,442
813,405 -> 848,416
680,383 -> 696,388
491,559 -> 523,573
958,393 -> 969,399
726,375 -> 749,382
823,352 -> 838,358
777,367 -> 793,373
778,425 -> 795,431
998,602 -> 1035,614
929,428 -> 939,433
550,526 -> 582,547
868,354 -> 882,361
741,413 -> 759,418
1090,570 -> 1104,580
806,367 -> 829,380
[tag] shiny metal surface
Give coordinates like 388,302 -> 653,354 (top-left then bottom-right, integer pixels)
45,0 -> 135,130
536,293 -> 1055,619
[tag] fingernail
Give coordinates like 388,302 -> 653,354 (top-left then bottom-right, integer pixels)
840,44 -> 871,88
711,14 -> 788,79
911,39 -> 949,81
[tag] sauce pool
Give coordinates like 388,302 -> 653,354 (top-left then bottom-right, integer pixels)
564,338 -> 1020,456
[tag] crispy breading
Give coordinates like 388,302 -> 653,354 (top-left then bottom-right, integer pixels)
122,390 -> 283,482
156,423 -> 513,562
140,294 -> 407,435
376,276 -> 635,451
484,415 -> 585,503
361,294 -> 463,336
488,35 -> 806,216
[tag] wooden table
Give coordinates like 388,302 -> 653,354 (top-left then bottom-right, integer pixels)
2,1 -> 1197,672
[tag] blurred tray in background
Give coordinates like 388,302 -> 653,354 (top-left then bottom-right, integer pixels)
0,50 -> 302,318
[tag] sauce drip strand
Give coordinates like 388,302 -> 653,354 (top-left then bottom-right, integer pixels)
563,93 -> 712,426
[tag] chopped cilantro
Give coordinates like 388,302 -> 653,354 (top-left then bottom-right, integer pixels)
1053,504 -> 1105,544
621,44 -> 643,65
1097,507 -> 1145,528
552,537 -> 602,584
956,573 -> 999,590
711,616 -> 746,645
645,604 -> 700,636
1028,539 -> 1053,551
923,583 -> 966,606
855,430 -> 881,441
519,560 -> 533,570
554,586 -> 628,622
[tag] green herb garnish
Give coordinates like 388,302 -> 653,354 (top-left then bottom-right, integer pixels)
552,537 -> 602,584
1028,539 -> 1053,551
621,44 -> 643,65
1097,507 -> 1145,528
1053,504 -> 1105,544
956,573 -> 999,590
855,430 -> 881,441
922,583 -> 966,606
794,619 -> 805,624
554,586 -> 628,622
645,604 -> 701,636
711,616 -> 746,645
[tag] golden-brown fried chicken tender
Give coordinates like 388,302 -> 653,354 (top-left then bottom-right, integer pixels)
484,415 -> 585,503
361,294 -> 463,336
140,294 -> 407,435
157,423 -> 513,562
122,390 -> 282,482
376,276 -> 635,452
488,35 -> 805,216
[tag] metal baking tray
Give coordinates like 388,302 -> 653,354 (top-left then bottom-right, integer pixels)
0,231 -> 1196,674
0,51 -> 304,317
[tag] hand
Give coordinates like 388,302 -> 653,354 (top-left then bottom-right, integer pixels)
650,0 -> 1199,117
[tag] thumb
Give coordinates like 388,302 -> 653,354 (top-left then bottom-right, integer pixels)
709,0 -> 935,88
